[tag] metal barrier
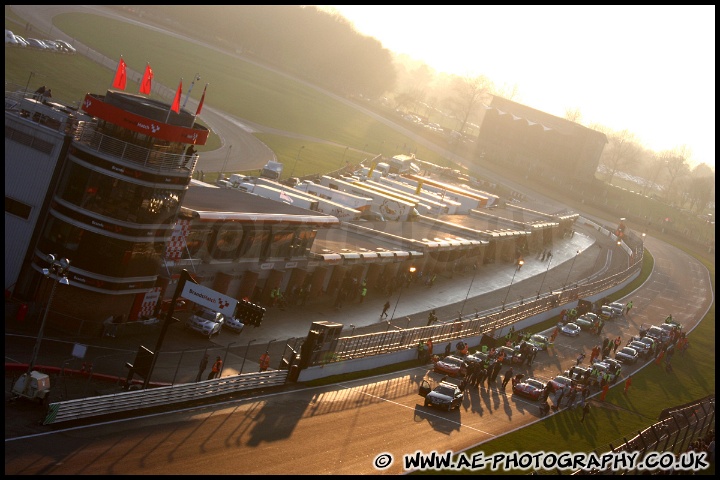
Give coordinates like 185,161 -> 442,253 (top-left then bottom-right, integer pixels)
43,370 -> 287,425
569,395 -> 715,475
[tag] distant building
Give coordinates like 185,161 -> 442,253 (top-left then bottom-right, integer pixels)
474,96 -> 607,181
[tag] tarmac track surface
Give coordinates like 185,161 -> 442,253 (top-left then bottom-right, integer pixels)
4,237 -> 713,474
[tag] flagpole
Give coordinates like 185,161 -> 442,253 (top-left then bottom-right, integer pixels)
165,78 -> 182,124
191,83 -> 208,128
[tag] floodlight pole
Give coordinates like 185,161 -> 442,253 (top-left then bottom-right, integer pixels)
144,269 -> 196,389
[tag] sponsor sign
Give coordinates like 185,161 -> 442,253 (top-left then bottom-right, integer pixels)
181,282 -> 237,316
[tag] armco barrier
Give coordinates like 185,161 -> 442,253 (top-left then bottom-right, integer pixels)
42,370 -> 287,425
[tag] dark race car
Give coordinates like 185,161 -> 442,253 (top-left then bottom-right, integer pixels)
627,340 -> 652,358
615,346 -> 639,364
419,380 -> 464,411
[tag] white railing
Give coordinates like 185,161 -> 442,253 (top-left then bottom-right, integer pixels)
43,370 -> 286,425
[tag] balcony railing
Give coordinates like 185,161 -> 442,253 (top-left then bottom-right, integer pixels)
73,123 -> 197,173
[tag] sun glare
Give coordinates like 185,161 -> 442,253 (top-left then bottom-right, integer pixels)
321,5 -> 715,169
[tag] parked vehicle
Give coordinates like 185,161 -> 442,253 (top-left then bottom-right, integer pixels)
599,305 -> 616,320
627,340 -> 652,358
575,313 -> 601,331
563,366 -> 592,386
615,346 -> 639,364
259,160 -> 284,181
42,39 -> 62,52
5,29 -> 18,45
224,316 -> 245,334
630,335 -> 657,356
495,345 -> 525,365
54,39 -> 76,53
419,380 -> 464,411
527,334 -> 551,351
660,322 -> 682,336
607,302 -> 625,316
549,375 -> 580,393
465,350 -> 492,368
641,324 -> 671,344
10,371 -> 52,407
512,377 -> 546,401
433,355 -> 467,378
185,308 -> 225,338
560,322 -> 581,337
26,38 -> 48,49
13,34 -> 30,47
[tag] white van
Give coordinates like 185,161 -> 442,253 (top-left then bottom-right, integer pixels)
5,29 -> 18,45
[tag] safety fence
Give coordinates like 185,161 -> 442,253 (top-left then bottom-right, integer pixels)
569,395 -> 716,475
43,370 -> 287,425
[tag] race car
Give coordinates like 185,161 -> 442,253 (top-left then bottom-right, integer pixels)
419,379 -> 464,411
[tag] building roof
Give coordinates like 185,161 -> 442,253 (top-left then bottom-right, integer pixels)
180,185 -> 340,226
488,95 -> 607,142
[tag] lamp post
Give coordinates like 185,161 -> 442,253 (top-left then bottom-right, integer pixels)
501,259 -> 524,310
24,71 -> 46,96
240,339 -> 256,374
561,250 -> 580,292
349,324 -> 356,336
340,146 -> 349,169
390,266 -> 416,320
290,146 -> 305,178
459,262 -> 478,317
536,255 -> 553,299
221,342 -> 237,376
220,144 -> 232,179
19,254 -> 70,396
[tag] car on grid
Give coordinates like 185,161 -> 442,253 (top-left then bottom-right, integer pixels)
607,302 -> 625,316
495,345 -> 525,365
599,305 -> 616,321
560,322 -> 581,337
465,350 -> 491,368
527,334 -> 551,351
575,313 -> 601,331
512,377 -> 547,401
433,355 -> 467,378
630,335 -> 658,356
642,325 -> 671,344
548,374 -> 583,394
564,366 -> 592,387
627,340 -> 652,358
615,346 -> 639,364
419,380 -> 464,411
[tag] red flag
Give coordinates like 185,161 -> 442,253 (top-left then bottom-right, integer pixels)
195,84 -> 207,116
139,63 -> 153,95
112,57 -> 127,90
171,79 -> 182,113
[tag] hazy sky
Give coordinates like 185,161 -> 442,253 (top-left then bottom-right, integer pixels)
321,5 -> 715,169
